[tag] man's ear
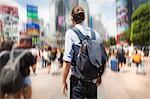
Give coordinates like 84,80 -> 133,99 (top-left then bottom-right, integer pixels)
71,16 -> 73,21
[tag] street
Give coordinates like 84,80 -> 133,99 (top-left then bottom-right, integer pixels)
31,58 -> 150,99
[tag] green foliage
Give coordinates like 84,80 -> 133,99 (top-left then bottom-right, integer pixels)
109,37 -> 116,45
131,2 -> 150,45
103,37 -> 116,47
124,28 -> 131,44
103,41 -> 110,47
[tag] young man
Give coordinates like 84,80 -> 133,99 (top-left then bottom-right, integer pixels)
62,6 -> 103,99
0,38 -> 36,99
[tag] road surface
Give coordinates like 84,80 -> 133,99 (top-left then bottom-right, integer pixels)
31,57 -> 150,99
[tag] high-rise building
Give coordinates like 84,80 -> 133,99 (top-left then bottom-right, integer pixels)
90,15 -> 107,41
49,0 -> 89,47
0,2 -> 19,41
116,0 -> 129,44
131,0 -> 149,11
116,0 -> 149,44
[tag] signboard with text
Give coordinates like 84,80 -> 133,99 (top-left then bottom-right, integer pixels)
27,5 -> 38,19
26,22 -> 40,36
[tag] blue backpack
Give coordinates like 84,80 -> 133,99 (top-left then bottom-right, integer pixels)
72,28 -> 107,80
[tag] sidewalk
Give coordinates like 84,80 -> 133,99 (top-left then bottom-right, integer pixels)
30,59 -> 150,99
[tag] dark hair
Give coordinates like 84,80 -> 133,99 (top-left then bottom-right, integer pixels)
135,50 -> 138,54
19,38 -> 32,49
71,6 -> 85,24
0,40 -> 14,52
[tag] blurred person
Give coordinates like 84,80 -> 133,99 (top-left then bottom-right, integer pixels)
143,46 -> 149,57
117,45 -> 126,72
47,46 -> 52,74
0,39 -> 14,72
62,6 -> 106,99
30,47 -> 39,74
50,48 -> 59,75
13,38 -> 36,99
40,49 -> 45,68
43,49 -> 49,68
127,44 -> 134,66
0,39 -> 14,52
58,48 -> 64,68
132,49 -> 144,74
0,39 -> 14,98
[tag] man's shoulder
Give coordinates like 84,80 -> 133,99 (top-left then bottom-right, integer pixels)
66,29 -> 74,33
65,28 -> 78,38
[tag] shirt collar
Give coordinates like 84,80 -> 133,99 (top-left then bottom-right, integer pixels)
75,23 -> 85,30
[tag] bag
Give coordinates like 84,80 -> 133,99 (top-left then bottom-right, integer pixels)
133,54 -> 141,63
137,62 -> 145,74
111,59 -> 119,72
0,51 -> 9,72
0,49 -> 29,93
72,28 -> 107,80
50,51 -> 57,61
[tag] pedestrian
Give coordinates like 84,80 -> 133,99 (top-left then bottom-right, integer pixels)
132,49 -> 143,74
40,49 -> 45,68
127,44 -> 134,66
117,45 -> 126,72
50,47 -> 59,75
62,6 -> 106,99
47,46 -> 52,74
15,38 -> 36,99
58,48 -> 64,68
30,47 -> 39,74
0,38 -> 14,52
0,39 -> 14,98
9,38 -> 36,99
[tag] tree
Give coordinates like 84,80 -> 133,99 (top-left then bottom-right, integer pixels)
131,2 -> 150,46
109,37 -> 116,45
124,28 -> 131,44
103,37 -> 116,47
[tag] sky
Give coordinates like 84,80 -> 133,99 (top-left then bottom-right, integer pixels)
87,0 -> 117,36
0,0 -> 117,36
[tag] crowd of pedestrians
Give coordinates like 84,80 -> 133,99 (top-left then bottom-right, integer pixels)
0,37 -> 64,99
107,44 -> 149,74
0,5 -> 149,99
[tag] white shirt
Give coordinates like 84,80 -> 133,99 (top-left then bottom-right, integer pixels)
63,24 -> 102,62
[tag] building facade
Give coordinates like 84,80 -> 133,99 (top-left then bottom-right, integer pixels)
0,2 -> 19,41
49,0 -> 89,47
116,0 -> 149,44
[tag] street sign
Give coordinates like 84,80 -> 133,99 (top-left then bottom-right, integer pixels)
27,12 -> 38,19
27,5 -> 38,13
27,5 -> 38,19
26,22 -> 40,36
26,22 -> 40,30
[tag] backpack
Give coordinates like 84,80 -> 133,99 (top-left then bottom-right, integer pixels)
132,54 -> 141,63
72,28 -> 107,80
0,49 -> 29,93
0,51 -> 9,71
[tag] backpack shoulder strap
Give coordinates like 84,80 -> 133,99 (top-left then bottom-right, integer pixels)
72,27 -> 86,41
11,50 -> 30,70
90,29 -> 96,40
0,51 -> 9,57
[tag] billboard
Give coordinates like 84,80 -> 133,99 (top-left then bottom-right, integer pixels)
0,5 -> 19,41
0,5 -> 18,18
116,0 -> 129,34
26,22 -> 40,30
26,22 -> 40,36
116,0 -> 129,43
27,5 -> 38,19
